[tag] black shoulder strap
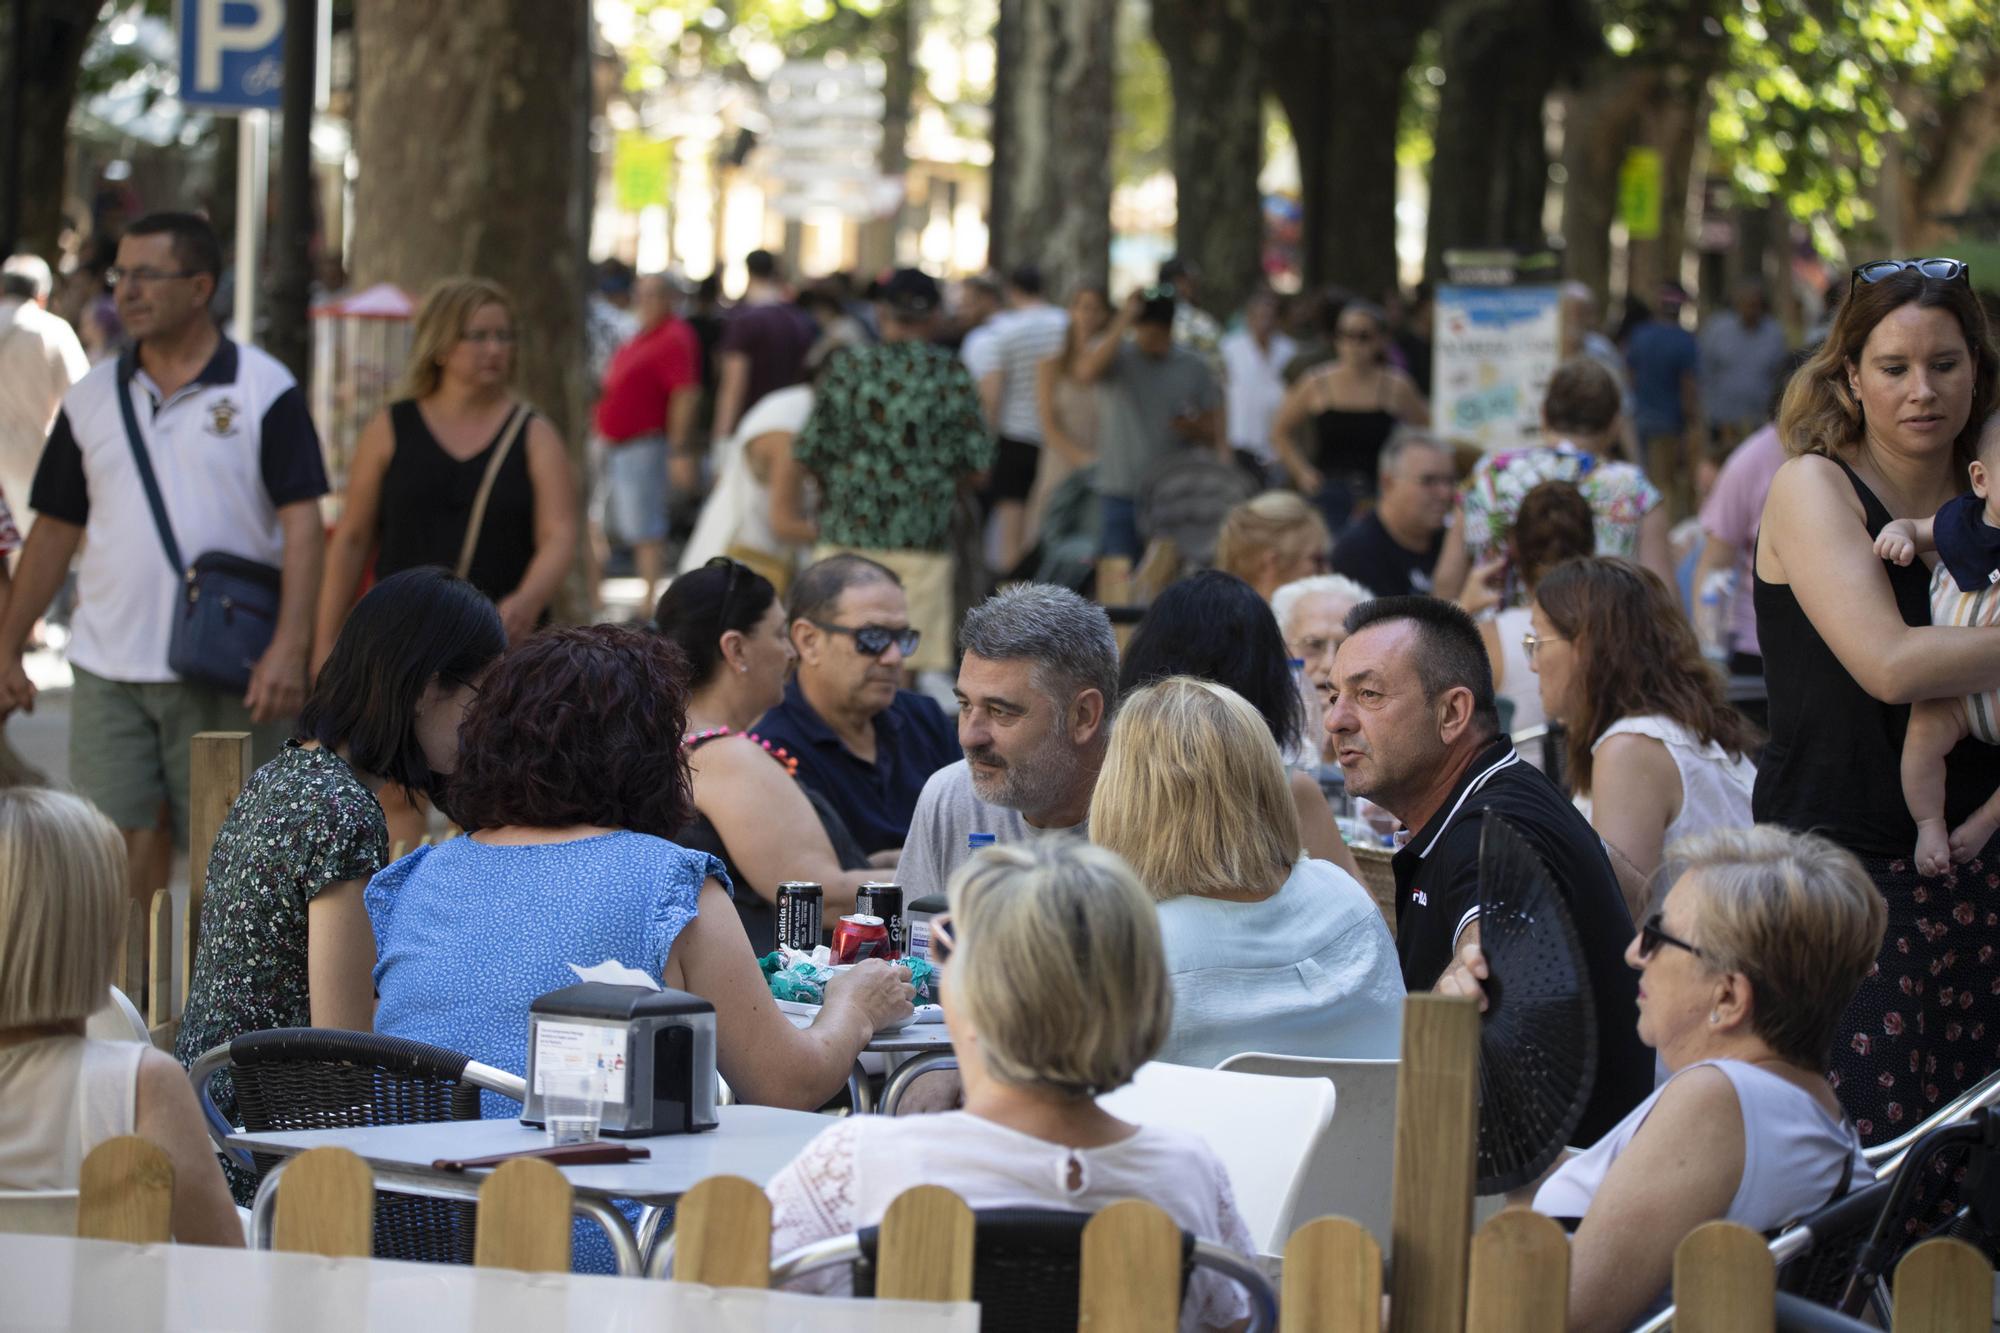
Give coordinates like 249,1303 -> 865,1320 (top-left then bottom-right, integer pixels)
115,350 -> 186,578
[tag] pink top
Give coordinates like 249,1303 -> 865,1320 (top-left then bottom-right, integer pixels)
1698,423 -> 1787,657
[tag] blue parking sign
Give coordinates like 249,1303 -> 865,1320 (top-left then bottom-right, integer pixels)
178,0 -> 285,112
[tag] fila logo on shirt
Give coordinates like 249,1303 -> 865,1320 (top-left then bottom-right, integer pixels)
1411,889 -> 1429,907
205,397 -> 243,438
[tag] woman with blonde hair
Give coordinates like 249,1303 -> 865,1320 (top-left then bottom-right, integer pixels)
764,838 -> 1258,1331
1214,490 -> 1333,602
317,276 -> 579,656
1092,677 -> 1403,1067
1530,825 -> 1879,1331
0,788 -> 241,1245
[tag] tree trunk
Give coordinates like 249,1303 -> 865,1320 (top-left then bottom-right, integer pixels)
1555,70 -> 1653,306
857,0 -> 913,276
1249,0 -> 1436,299
352,0 -> 588,450
1425,0 -> 1592,281
1151,0 -> 1264,317
353,0 -> 590,615
4,1 -> 98,261
989,0 -> 1115,296
1892,56 -> 2000,253
1623,66 -> 1709,304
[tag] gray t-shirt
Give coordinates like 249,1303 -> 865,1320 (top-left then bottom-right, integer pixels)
896,760 -> 1088,901
1097,341 -> 1221,499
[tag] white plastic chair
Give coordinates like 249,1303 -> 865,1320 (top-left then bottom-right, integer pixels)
1097,1060 -> 1336,1259
84,986 -> 150,1045
0,1188 -> 78,1237
1214,1051 -> 1399,1249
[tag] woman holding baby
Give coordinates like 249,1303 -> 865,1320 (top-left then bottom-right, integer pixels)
1755,256 -> 2000,1142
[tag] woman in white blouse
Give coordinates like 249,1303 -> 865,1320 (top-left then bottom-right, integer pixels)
1528,826 -> 1877,1332
764,839 -> 1257,1331
1091,676 -> 1404,1067
1527,557 -> 1759,919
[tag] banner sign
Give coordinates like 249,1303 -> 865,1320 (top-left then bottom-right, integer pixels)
1433,284 -> 1563,453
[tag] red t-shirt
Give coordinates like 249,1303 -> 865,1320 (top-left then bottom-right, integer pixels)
594,317 -> 701,444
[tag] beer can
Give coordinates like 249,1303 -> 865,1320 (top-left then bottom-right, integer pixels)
776,881 -> 824,953
854,882 -> 904,957
830,913 -> 891,965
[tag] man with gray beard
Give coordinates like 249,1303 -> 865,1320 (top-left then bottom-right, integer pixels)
894,583 -> 1116,899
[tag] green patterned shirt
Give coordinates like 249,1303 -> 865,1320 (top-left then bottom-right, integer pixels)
793,340 -> 994,551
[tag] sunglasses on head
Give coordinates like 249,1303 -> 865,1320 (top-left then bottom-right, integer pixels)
1636,910 -> 1703,961
704,555 -> 746,629
1851,257 -> 1970,295
808,619 -> 921,658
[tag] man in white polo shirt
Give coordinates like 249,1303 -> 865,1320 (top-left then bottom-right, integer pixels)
0,211 -> 327,914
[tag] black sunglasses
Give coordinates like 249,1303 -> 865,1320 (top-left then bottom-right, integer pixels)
1637,911 -> 1703,961
1851,257 -> 1970,294
704,555 -> 745,630
808,618 -> 921,658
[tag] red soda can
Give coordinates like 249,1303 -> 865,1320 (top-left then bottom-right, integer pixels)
830,913 -> 891,965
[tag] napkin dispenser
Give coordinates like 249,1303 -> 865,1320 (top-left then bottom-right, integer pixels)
522,983 -> 719,1137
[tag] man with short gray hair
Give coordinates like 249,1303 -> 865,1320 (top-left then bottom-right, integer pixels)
894,583 -> 1118,898
0,254 -> 89,531
1330,428 -> 1453,596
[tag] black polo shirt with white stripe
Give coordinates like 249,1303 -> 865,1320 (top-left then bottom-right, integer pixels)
1390,737 -> 1654,1145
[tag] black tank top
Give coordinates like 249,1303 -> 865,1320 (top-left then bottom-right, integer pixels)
1752,458 -> 2000,858
1311,373 -> 1400,478
375,399 -> 537,603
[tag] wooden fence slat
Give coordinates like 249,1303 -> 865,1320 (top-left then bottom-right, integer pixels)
473,1157 -> 572,1273
1282,1216 -> 1382,1333
76,1135 -> 173,1244
1466,1209 -> 1570,1333
120,898 -> 145,1007
876,1184 -> 974,1304
186,731 -> 252,1012
273,1146 -> 373,1259
1892,1236 -> 1995,1333
146,889 -> 173,1029
1672,1221 -> 1773,1333
1081,1198 -> 1183,1332
1388,994 -> 1481,1333
672,1174 -> 769,1288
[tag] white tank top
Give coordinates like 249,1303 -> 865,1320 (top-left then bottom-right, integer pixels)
1574,713 -> 1755,847
1534,1058 -> 1866,1229
0,1036 -> 144,1191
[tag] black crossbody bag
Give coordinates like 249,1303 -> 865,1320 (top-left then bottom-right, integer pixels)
115,356 -> 283,693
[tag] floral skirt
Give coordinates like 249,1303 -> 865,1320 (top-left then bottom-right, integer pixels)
1831,844 -> 2000,1146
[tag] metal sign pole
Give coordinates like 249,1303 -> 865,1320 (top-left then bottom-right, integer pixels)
234,109 -> 269,342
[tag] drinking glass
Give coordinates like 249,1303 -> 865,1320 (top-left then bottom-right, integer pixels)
542,1067 -> 604,1145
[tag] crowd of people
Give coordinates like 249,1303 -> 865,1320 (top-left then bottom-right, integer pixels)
1,205 -> 1996,1328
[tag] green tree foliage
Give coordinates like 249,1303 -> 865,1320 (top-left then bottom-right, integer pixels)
1707,0 -> 2000,233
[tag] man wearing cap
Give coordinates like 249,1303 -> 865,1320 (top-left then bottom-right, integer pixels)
791,268 -> 992,677
1625,284 -> 1703,519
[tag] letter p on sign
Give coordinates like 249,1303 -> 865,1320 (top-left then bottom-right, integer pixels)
181,0 -> 285,110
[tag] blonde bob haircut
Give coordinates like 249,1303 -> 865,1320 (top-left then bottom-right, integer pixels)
0,788 -> 126,1027
1091,676 -> 1300,902
1667,824 -> 1887,1069
946,839 -> 1170,1099
402,276 -> 518,400
1214,491 -> 1331,589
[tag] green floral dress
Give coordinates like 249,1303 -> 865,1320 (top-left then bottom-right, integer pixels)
174,742 -> 388,1202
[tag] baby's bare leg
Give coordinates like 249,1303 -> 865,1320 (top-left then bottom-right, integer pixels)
1903,697 -> 1971,876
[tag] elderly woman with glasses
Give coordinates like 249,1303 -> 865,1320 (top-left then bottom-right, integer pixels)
1748,256 -> 2000,1142
763,839 -> 1259,1330
1523,825 -> 1880,1333
654,558 -> 887,954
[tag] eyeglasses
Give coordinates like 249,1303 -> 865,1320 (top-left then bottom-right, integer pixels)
1521,630 -> 1566,663
1637,911 -> 1703,961
809,619 -> 921,658
704,556 -> 745,632
106,266 -> 199,287
930,912 -> 955,964
1142,284 -> 1177,302
460,329 -> 518,345
1851,258 -> 1970,294
1337,327 -> 1381,342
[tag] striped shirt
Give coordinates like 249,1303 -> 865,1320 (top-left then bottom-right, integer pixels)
983,304 -> 1068,442
1930,560 -> 2000,743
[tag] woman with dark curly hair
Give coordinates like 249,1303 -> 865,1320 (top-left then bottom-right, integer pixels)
367,626 -> 914,1261
1529,557 -> 1759,918
1119,569 -> 1360,876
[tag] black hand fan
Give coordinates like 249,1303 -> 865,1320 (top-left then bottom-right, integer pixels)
1473,810 -> 1597,1194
